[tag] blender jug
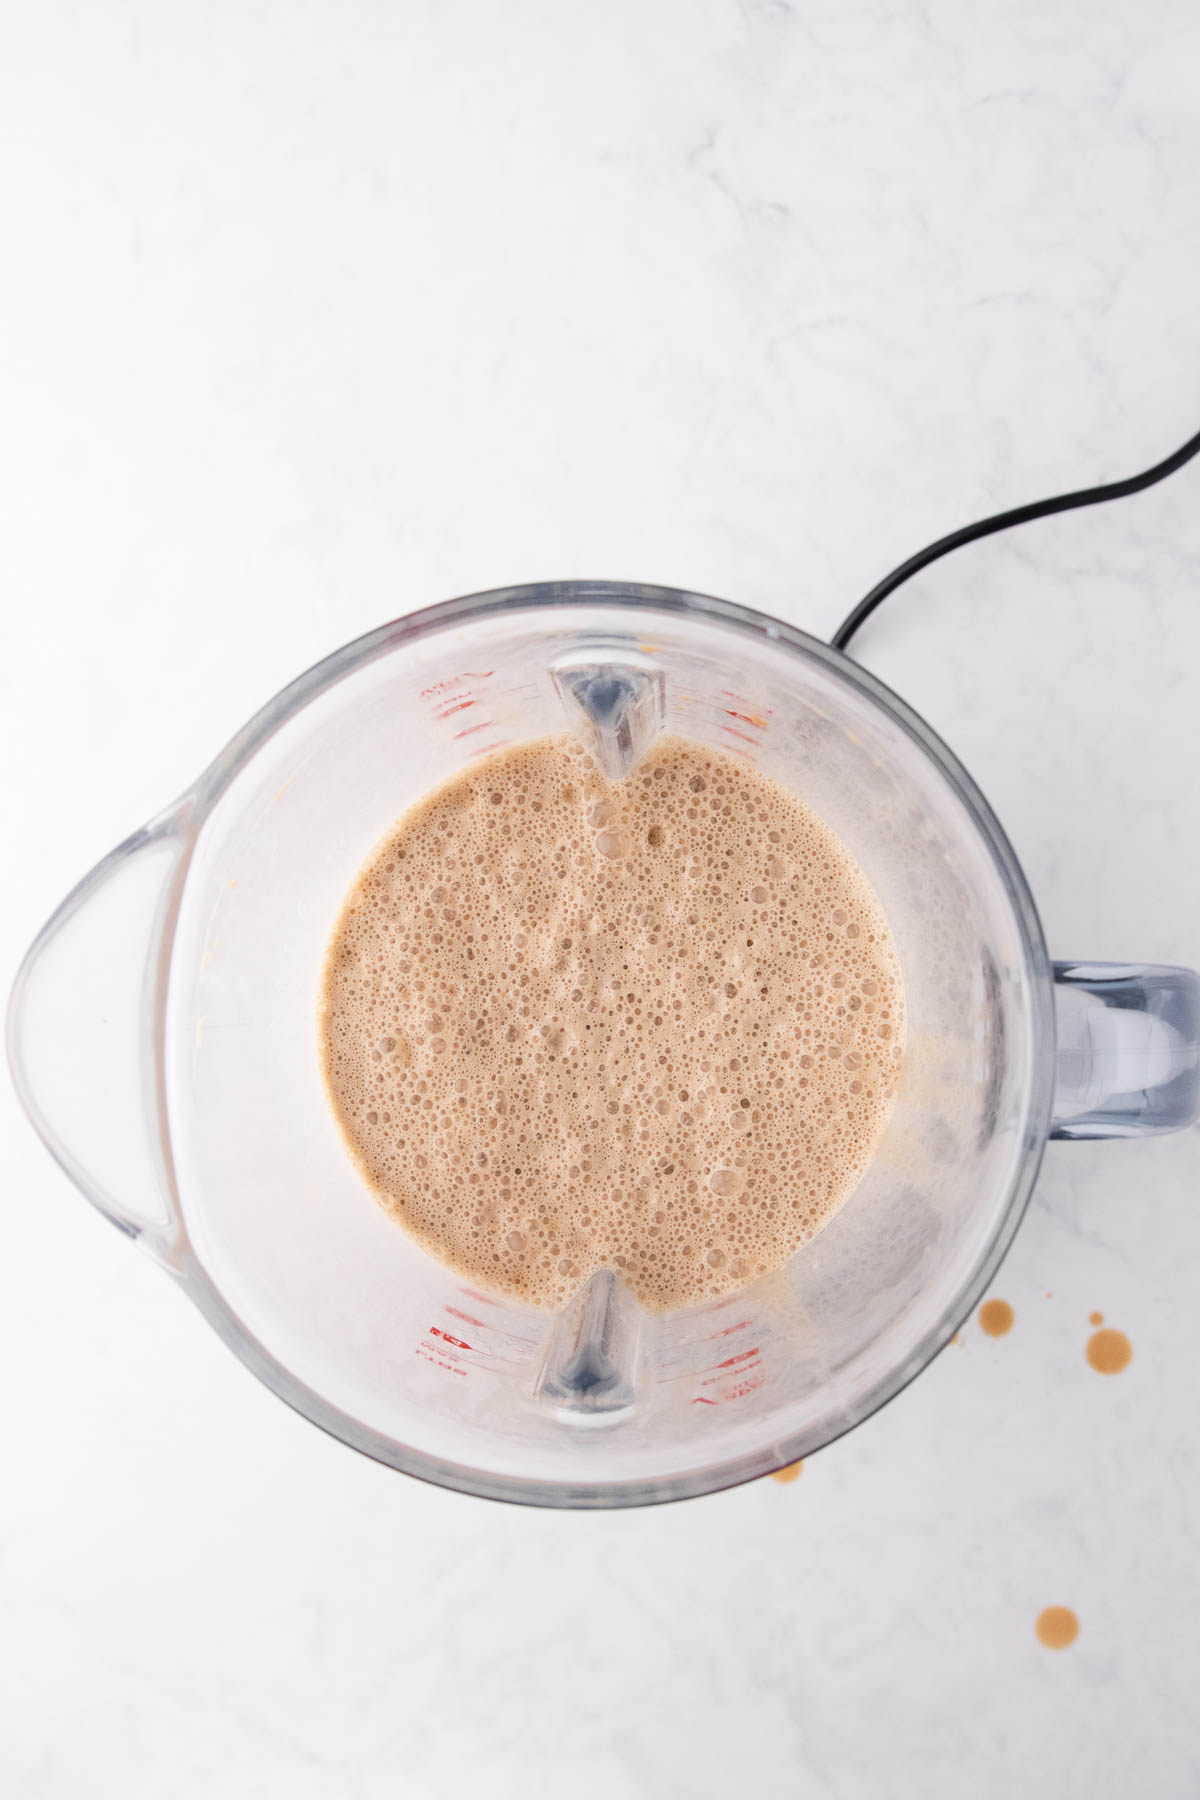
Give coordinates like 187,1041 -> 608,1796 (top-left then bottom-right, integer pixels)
9,583 -> 1199,1506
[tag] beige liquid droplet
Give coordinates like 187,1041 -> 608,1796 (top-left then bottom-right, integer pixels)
771,1461 -> 803,1483
1089,1310 -> 1104,1326
1035,1606 -> 1079,1650
1086,1327 -> 1132,1374
979,1298 -> 1014,1337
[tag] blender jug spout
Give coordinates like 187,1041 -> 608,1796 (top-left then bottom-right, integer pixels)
551,649 -> 665,779
534,1270 -> 642,1421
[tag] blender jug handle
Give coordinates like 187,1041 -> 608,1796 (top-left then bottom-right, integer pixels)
1051,962 -> 1200,1139
6,800 -> 192,1261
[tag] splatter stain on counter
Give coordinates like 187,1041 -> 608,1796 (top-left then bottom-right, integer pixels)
770,1461 -> 803,1483
979,1298 -> 1014,1337
1087,1327 -> 1132,1375
1035,1606 -> 1079,1650
1089,1310 -> 1104,1326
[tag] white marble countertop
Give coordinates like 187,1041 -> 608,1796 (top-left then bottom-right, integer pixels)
3,2 -> 1199,1794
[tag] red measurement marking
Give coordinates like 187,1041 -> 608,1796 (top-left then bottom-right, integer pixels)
430,1326 -> 473,1351
723,707 -> 768,729
416,1349 -> 467,1376
710,1347 -> 760,1371
700,1359 -> 761,1389
435,698 -> 476,720
721,724 -> 761,748
691,1368 -> 762,1405
720,690 -> 772,717
470,741 -> 510,757
461,1287 -> 500,1307
420,672 -> 495,699
446,1306 -> 487,1329
708,1319 -> 750,1339
453,719 -> 495,739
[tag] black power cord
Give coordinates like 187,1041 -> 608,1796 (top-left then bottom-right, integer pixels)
831,424 -> 1200,654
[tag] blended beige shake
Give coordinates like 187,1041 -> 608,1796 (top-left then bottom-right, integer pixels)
319,733 -> 904,1311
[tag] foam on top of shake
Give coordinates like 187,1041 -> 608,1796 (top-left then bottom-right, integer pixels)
319,734 -> 904,1312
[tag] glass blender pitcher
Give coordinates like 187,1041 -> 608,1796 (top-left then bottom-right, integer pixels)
9,583 -> 1199,1506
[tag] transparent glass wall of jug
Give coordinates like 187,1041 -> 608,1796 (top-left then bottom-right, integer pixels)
157,587 -> 1054,1503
